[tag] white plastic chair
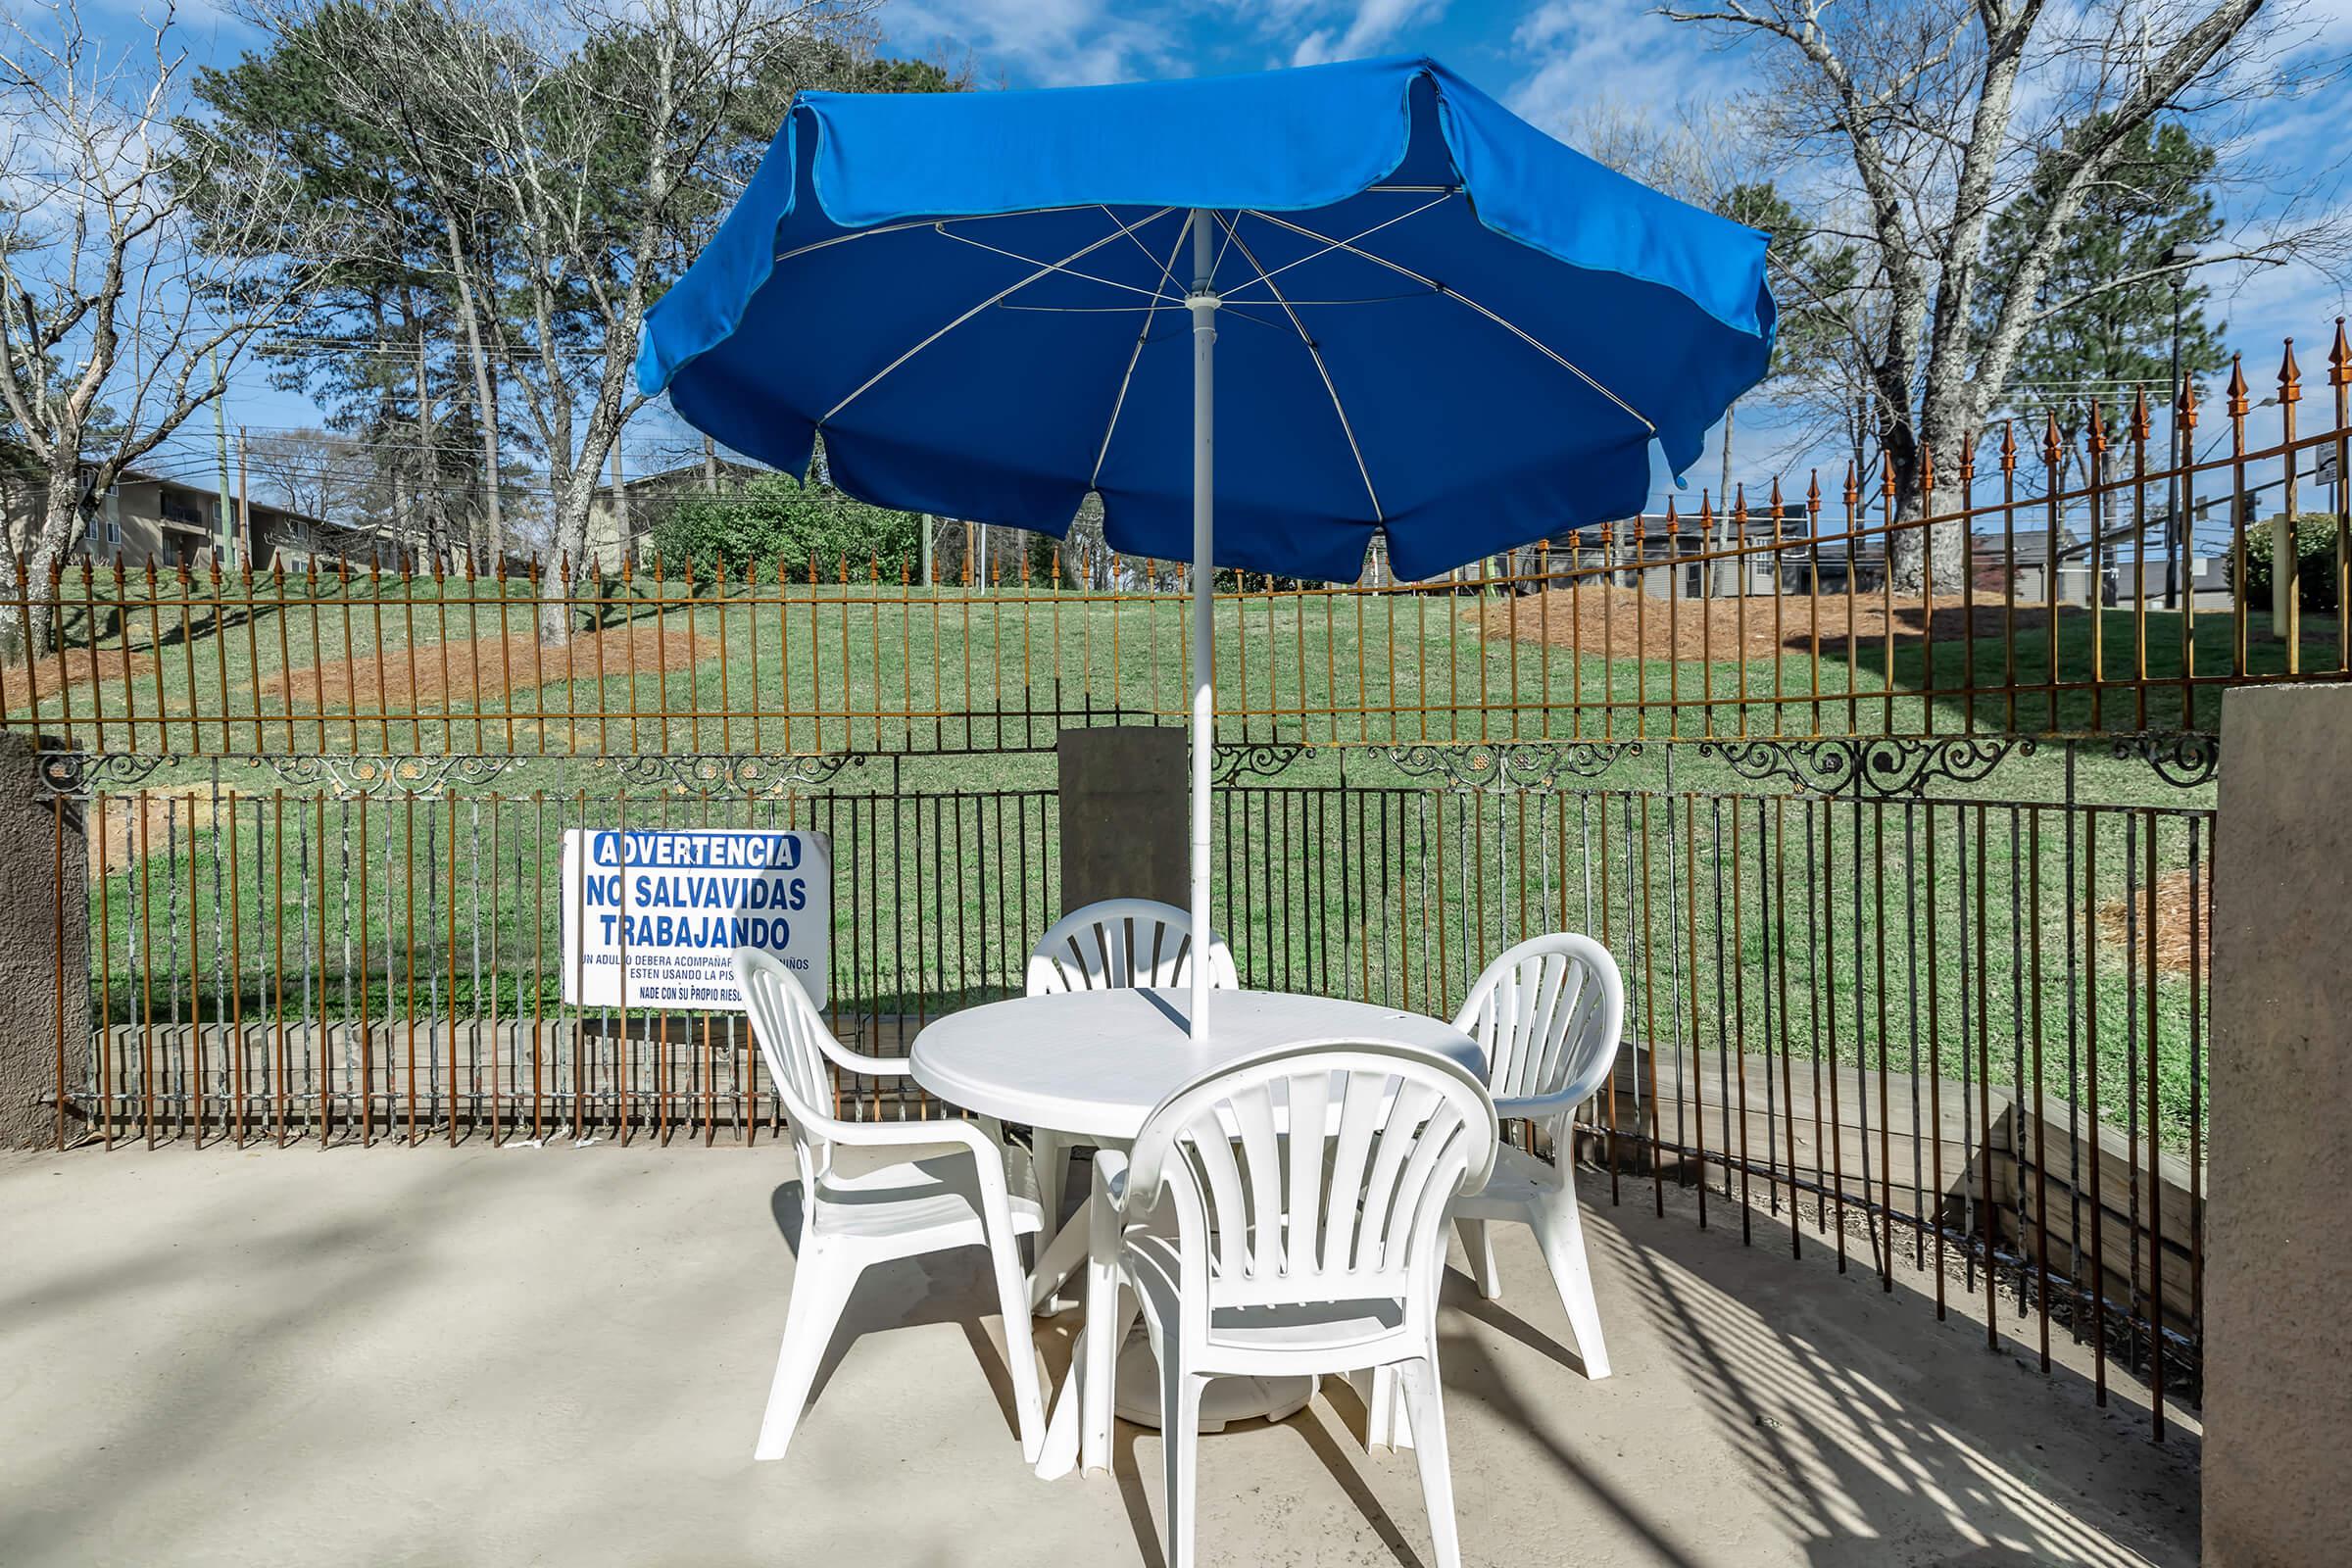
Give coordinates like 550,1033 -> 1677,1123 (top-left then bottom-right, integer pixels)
1023,897 -> 1239,1272
734,947 -> 1049,1464
1023,897 -> 1240,996
1083,1041 -> 1498,1568
1446,931 -> 1625,1379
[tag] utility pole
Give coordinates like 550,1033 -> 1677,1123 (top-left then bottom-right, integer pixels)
920,514 -> 933,588
2161,241 -> 2199,611
1714,402 -> 1736,598
236,428 -> 249,571
1852,392 -> 1868,590
211,350 -> 237,570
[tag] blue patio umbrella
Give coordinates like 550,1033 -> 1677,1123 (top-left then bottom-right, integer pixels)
639,54 -> 1775,1036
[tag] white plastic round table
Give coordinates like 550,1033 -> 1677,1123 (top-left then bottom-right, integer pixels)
909,986 -> 1486,1144
909,987 -> 1486,1477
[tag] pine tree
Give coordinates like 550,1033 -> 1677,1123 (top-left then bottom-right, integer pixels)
1984,118 -> 2226,429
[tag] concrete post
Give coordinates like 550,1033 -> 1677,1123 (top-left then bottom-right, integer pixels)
2205,685 -> 2352,1565
0,734 -> 89,1149
1056,727 -> 1187,916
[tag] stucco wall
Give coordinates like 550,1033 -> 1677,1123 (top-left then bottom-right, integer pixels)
2205,684 -> 2352,1564
0,735 -> 89,1149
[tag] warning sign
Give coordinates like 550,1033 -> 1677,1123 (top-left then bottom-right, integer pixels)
561,827 -> 829,1009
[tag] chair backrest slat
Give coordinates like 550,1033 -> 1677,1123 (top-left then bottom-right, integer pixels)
1454,933 -> 1624,1112
1026,897 -> 1240,996
1128,1043 -> 1496,1335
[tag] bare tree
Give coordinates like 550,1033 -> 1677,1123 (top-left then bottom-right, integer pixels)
0,0 -> 350,650
1659,0 -> 2344,587
258,0 -> 882,643
243,425 -> 370,522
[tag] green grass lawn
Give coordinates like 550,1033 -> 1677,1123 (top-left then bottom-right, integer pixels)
8,567 -> 2336,762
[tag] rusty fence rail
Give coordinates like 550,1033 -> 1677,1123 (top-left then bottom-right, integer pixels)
3,334 -> 2345,757
42,740 -> 2209,1437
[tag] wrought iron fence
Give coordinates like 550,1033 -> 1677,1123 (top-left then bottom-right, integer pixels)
2,334 -> 2344,757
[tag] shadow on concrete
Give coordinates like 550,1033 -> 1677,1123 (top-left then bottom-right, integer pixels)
1592,1178 -> 2198,1568
766,1177 -> 1028,1446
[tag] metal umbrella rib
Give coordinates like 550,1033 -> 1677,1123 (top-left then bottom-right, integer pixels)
821,208 -> 1177,426
1218,214 -> 1385,523
1243,206 -> 1659,436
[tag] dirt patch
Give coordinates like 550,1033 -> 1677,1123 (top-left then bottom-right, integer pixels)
2093,868 -> 2208,975
261,621 -> 717,710
87,795 -> 220,878
1472,585 -> 2087,663
0,649 -> 160,710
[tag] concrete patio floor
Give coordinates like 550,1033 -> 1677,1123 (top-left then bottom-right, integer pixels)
0,1144 -> 2197,1567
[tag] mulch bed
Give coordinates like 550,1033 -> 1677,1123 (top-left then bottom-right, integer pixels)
0,649 -> 161,711
1471,585 -> 2085,663
2093,869 -> 2208,975
261,622 -> 717,710
87,794 -> 219,878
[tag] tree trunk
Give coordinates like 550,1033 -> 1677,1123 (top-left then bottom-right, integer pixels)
536,561 -> 576,646
1887,392 -> 1974,594
537,453 -> 606,647
446,223 -> 505,564
1,490 -> 75,659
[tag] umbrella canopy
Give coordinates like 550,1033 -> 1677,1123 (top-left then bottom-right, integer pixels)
641,54 -> 1775,1033
640,54 -> 1772,581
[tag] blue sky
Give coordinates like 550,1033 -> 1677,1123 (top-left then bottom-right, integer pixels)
167,0 -> 2352,510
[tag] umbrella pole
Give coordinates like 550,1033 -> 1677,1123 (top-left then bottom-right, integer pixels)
1188,209 -> 1218,1039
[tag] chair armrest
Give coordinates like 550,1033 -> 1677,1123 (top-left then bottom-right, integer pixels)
830,1112 -> 1000,1158
808,1028 -> 912,1079
1494,1088 -> 1595,1124
832,1114 -> 1027,1216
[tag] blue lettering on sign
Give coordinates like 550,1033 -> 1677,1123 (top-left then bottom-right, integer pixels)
592,831 -> 802,870
601,912 -> 793,950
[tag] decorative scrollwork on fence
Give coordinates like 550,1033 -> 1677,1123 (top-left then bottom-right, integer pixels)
244,755 -> 528,799
1212,743 -> 1311,783
1379,741 -> 1640,790
1696,736 -> 2030,798
33,753 -> 171,799
2110,731 -> 2220,789
583,753 -> 856,796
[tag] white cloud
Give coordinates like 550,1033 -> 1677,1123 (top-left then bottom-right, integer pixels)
882,0 -> 1453,85
886,0 -> 1179,86
1288,0 -> 1448,67
1503,0 -> 1752,139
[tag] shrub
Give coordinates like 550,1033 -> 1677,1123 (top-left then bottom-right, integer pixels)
647,473 -> 919,587
2233,511 -> 2341,616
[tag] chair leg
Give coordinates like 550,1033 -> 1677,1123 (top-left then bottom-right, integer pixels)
1351,1364 -> 1414,1450
983,1218 -> 1050,1465
1159,1358 -> 1205,1568
1455,1216 -> 1501,1300
1082,1189 -> 1135,1475
1029,1130 -> 1066,1298
1393,1357 -> 1462,1568
755,1239 -> 861,1461
1531,1189 -> 1611,1380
